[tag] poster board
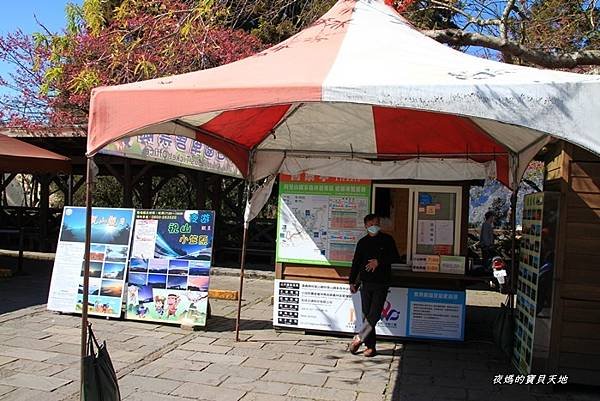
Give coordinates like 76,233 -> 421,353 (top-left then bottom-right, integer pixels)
273,279 -> 465,340
276,174 -> 371,266
47,207 -> 135,318
125,209 -> 215,326
413,189 -> 460,256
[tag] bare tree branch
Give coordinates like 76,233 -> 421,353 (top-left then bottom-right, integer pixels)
423,28 -> 600,68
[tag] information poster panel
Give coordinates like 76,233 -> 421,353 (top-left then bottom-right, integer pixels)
277,174 -> 371,266
48,207 -> 135,318
273,280 -> 361,333
273,280 -> 465,340
407,289 -> 466,341
126,210 -> 215,326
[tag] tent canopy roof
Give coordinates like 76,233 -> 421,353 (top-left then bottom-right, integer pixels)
86,0 -> 600,187
0,134 -> 71,173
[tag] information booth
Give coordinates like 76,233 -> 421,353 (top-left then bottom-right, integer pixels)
274,174 -> 484,341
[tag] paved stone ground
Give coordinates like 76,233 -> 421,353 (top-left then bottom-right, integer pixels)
1,264 -> 599,401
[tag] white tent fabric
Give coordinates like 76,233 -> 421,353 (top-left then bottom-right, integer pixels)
86,0 -> 600,224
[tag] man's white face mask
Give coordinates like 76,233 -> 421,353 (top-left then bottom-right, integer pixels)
367,225 -> 380,235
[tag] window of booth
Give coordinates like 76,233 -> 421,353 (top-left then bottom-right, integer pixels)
373,184 -> 462,264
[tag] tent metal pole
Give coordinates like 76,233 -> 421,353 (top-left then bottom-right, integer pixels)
509,157 -> 519,309
235,178 -> 251,342
80,157 -> 94,400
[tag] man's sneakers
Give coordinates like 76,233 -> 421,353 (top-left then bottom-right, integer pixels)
363,348 -> 377,357
349,336 -> 362,354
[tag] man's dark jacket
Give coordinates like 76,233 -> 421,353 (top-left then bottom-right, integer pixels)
350,232 -> 399,286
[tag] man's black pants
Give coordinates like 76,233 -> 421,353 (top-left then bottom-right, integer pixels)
358,282 -> 389,349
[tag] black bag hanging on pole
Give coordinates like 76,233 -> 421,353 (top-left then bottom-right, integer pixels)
82,324 -> 121,401
492,295 -> 514,359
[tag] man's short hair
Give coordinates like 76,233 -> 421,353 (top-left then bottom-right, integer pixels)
485,211 -> 495,220
364,213 -> 379,224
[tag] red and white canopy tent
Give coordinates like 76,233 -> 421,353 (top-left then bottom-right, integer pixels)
80,0 -> 600,369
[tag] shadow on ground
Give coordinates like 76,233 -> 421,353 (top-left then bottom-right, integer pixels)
0,256 -> 52,314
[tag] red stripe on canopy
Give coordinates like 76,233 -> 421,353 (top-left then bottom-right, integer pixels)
199,105 -> 291,148
195,105 -> 291,174
373,107 -> 509,184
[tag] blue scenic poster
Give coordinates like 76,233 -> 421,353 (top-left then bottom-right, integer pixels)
126,210 -> 215,326
47,207 -> 135,318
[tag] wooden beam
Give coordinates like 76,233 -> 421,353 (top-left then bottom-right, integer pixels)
0,173 -> 17,193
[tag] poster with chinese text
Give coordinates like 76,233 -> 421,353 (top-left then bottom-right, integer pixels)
47,207 -> 135,318
126,209 -> 215,326
277,174 -> 371,266
273,280 -> 465,340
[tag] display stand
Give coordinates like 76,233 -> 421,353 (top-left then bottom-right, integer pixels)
274,175 -> 485,342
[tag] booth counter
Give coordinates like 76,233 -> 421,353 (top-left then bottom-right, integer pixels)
273,174 -> 484,341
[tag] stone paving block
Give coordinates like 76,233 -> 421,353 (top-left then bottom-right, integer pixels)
44,335 -> 81,345
119,374 -> 182,394
188,336 -> 218,345
171,382 -> 246,401
148,358 -> 210,371
46,343 -> 80,355
0,385 -> 14,397
131,364 -> 170,378
123,390 -> 196,401
50,379 -> 79,396
109,349 -> 144,363
263,344 -> 315,355
0,360 -> 66,376
212,338 -> 264,349
179,342 -> 232,353
159,368 -> 227,386
0,347 -> 58,362
44,354 -> 81,365
279,352 -> 339,367
0,357 -> 16,367
0,387 -> 66,401
52,367 -> 79,381
297,339 -> 348,349
324,377 -> 387,394
288,384 -> 356,400
0,336 -> 15,345
121,329 -> 171,339
202,363 -> 267,380
397,374 -> 434,385
300,363 -> 363,379
262,370 -> 327,386
239,392 -> 289,401
356,391 -> 386,401
187,351 -> 247,365
227,347 -> 282,360
220,376 -> 291,395
43,326 -> 81,336
0,372 -> 71,392
163,349 -> 196,359
242,357 -> 303,372
335,358 -> 392,371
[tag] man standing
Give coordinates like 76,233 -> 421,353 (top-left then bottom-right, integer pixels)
349,214 -> 399,357
480,211 -> 495,268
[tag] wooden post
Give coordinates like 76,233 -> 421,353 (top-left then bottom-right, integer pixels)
39,175 -> 50,252
142,174 -> 153,208
123,159 -> 133,208
67,173 -> 74,205
196,172 -> 207,209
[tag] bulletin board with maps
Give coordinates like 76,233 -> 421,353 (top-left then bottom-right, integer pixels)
414,191 -> 458,256
276,174 -> 371,266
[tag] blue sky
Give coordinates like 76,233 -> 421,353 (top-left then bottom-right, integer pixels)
0,1 -> 81,96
